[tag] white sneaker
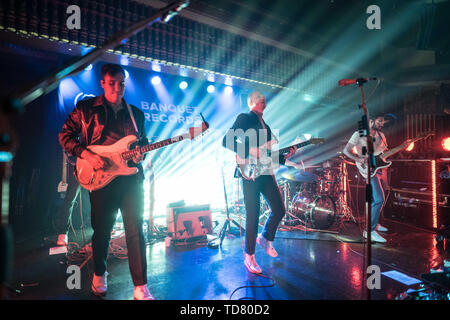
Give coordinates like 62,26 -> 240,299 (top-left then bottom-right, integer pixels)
244,254 -> 262,274
56,234 -> 67,246
256,234 -> 278,258
92,272 -> 108,296
134,285 -> 154,300
376,224 -> 388,232
363,230 -> 387,243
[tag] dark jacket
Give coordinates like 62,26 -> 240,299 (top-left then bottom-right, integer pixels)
59,95 -> 148,158
222,111 -> 277,158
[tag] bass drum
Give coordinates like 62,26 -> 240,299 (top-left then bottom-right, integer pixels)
310,195 -> 336,230
290,194 -> 336,230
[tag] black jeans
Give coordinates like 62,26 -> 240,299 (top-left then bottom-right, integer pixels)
242,174 -> 285,255
89,174 -> 147,286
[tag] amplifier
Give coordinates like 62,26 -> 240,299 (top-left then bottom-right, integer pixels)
166,204 -> 212,241
385,160 -> 450,230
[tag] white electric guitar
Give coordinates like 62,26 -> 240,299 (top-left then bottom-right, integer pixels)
237,138 -> 324,181
76,123 -> 208,191
356,132 -> 433,178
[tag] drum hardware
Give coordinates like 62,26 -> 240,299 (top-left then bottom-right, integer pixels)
276,155 -> 356,230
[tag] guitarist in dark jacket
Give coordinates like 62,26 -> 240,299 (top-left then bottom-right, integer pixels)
58,64 -> 152,300
222,91 -> 297,274
343,115 -> 389,243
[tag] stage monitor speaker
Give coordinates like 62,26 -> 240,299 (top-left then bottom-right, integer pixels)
166,204 -> 212,241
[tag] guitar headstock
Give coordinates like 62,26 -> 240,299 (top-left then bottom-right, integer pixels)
188,121 -> 209,140
309,138 -> 325,145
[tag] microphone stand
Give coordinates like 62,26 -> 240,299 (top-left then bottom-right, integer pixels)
355,78 -> 376,300
0,0 -> 190,298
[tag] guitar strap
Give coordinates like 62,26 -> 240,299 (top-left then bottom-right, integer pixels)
126,103 -> 140,137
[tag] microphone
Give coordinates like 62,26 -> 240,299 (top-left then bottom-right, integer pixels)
338,77 -> 377,87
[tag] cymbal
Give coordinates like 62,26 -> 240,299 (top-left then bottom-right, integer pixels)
276,166 -> 318,182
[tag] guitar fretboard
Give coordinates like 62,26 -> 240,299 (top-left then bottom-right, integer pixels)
122,136 -> 184,160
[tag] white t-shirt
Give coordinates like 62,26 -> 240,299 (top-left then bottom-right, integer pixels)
348,130 -> 388,156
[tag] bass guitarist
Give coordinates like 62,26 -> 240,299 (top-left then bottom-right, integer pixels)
59,64 -> 152,299
343,114 -> 390,243
222,91 -> 297,274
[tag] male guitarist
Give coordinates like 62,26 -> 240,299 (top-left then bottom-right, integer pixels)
59,64 -> 152,299
222,91 -> 297,274
343,114 -> 390,243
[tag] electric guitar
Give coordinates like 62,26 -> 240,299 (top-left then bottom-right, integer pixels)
356,132 -> 434,179
237,138 -> 324,181
76,123 -> 208,191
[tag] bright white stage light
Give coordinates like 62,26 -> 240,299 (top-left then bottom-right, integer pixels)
152,63 -> 161,72
207,85 -> 215,93
151,76 -> 161,85
224,86 -> 233,94
179,81 -> 188,90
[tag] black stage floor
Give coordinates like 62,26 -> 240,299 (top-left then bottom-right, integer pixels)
4,214 -> 450,301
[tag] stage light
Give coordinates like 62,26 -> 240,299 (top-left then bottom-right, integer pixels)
179,68 -> 188,77
225,77 -> 233,86
405,142 -> 414,152
179,81 -> 188,90
442,137 -> 450,152
152,63 -> 161,72
124,70 -> 129,79
303,94 -> 313,102
207,85 -> 215,93
207,74 -> 215,82
84,64 -> 93,71
120,56 -> 129,66
224,86 -> 233,94
0,151 -> 13,162
151,76 -> 161,85
304,133 -> 312,140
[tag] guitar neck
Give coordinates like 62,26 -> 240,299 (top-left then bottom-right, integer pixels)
122,134 -> 188,160
274,140 -> 312,155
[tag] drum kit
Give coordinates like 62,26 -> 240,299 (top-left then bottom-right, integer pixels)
274,156 -> 355,230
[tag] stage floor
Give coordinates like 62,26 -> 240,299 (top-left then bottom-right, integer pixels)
5,214 -> 450,301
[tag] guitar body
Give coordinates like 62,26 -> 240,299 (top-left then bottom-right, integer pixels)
76,135 -> 139,191
237,138 -> 324,181
236,154 -> 273,181
356,155 -> 391,179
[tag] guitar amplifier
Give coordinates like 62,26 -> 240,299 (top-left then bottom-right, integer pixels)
166,204 -> 212,241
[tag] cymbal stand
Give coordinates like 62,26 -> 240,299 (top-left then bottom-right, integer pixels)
337,161 -> 356,223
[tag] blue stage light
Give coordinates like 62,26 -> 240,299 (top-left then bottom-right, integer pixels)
151,76 -> 161,85
179,81 -> 188,90
207,74 -> 215,82
124,70 -> 129,79
84,64 -> 93,71
303,94 -> 313,102
120,56 -> 129,66
225,77 -> 233,86
152,63 -> 161,72
207,85 -> 215,93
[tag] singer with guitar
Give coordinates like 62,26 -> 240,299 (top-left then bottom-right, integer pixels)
223,91 -> 304,274
59,64 -> 152,300
343,114 -> 394,243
